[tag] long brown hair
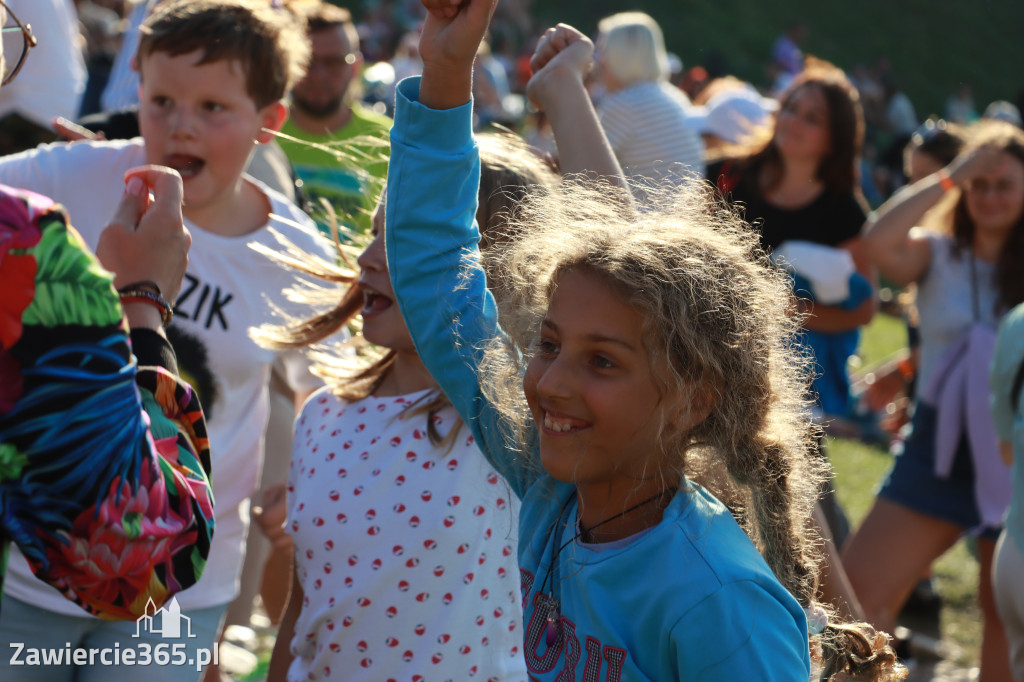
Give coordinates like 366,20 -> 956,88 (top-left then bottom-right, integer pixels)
949,121 -> 1024,313
725,57 -> 864,196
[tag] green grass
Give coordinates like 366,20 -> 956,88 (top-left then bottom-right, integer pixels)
828,314 -> 982,668
855,311 -> 908,369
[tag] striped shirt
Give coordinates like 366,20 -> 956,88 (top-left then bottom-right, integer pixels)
598,80 -> 706,185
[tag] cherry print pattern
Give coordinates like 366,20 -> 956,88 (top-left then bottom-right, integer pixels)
286,388 -> 526,681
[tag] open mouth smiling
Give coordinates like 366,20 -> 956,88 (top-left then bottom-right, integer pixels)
542,411 -> 590,434
360,285 -> 394,317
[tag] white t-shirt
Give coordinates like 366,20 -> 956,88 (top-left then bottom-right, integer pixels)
598,80 -> 706,184
0,138 -> 332,614
915,231 -> 1000,396
287,388 -> 526,682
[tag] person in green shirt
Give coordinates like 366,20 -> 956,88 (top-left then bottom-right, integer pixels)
278,1 -> 390,236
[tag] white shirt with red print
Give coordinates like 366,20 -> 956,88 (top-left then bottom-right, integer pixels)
287,387 -> 527,682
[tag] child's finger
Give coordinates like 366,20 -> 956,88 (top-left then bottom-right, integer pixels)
529,24 -> 592,76
549,27 -> 572,52
458,0 -> 497,30
530,28 -> 560,72
420,0 -> 459,17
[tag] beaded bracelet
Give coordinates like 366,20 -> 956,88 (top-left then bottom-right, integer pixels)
119,288 -> 173,327
117,280 -> 162,297
935,168 -> 956,192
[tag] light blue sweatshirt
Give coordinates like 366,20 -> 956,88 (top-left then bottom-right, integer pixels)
385,76 -> 811,681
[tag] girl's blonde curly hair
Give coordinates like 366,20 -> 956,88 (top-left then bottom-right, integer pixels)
479,178 -> 905,681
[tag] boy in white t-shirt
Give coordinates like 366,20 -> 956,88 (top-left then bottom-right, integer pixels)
0,2 -> 333,680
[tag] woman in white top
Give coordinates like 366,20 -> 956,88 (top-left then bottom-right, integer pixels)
844,121 -> 1024,680
593,11 -> 705,186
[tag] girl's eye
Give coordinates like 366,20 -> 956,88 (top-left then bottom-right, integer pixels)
152,96 -> 172,108
202,101 -> 225,113
592,355 -> 616,370
536,338 -> 559,356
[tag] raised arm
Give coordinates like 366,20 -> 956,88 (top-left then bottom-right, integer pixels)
417,0 -> 497,110
526,24 -> 627,190
386,0 -> 534,498
863,144 -> 1003,286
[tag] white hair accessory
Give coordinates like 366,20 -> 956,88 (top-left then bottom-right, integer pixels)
804,604 -> 829,636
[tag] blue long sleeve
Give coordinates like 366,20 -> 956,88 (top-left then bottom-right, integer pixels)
385,77 -> 534,498
384,78 -> 811,680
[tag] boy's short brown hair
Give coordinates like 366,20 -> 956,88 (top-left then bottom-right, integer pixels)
138,0 -> 310,109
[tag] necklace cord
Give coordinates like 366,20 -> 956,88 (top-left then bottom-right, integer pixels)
538,488 -> 675,599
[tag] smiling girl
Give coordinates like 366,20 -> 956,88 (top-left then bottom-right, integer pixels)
259,200 -> 526,682
258,133 -> 558,681
385,1 -> 903,679
844,121 -> 1024,680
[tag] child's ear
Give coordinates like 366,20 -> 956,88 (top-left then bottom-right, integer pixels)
256,101 -> 289,144
672,380 -> 717,433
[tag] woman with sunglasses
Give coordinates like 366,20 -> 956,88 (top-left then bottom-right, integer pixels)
843,120 -> 1024,679
0,0 -> 214,626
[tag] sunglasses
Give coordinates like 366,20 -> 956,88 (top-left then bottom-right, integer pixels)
911,118 -> 950,146
1,0 -> 37,86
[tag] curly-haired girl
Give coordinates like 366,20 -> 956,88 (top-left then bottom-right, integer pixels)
384,2 -> 905,679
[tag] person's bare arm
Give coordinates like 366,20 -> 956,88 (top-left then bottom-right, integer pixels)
418,0 -> 498,111
801,235 -> 877,333
266,560 -> 301,682
863,144 -> 1004,286
526,24 -> 626,190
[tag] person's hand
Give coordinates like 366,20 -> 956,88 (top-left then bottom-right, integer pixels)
861,366 -> 908,412
420,0 -> 462,20
252,483 -> 293,551
526,24 -> 594,112
947,143 -> 1006,186
96,165 -> 189,302
51,116 -> 105,142
418,0 -> 497,110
